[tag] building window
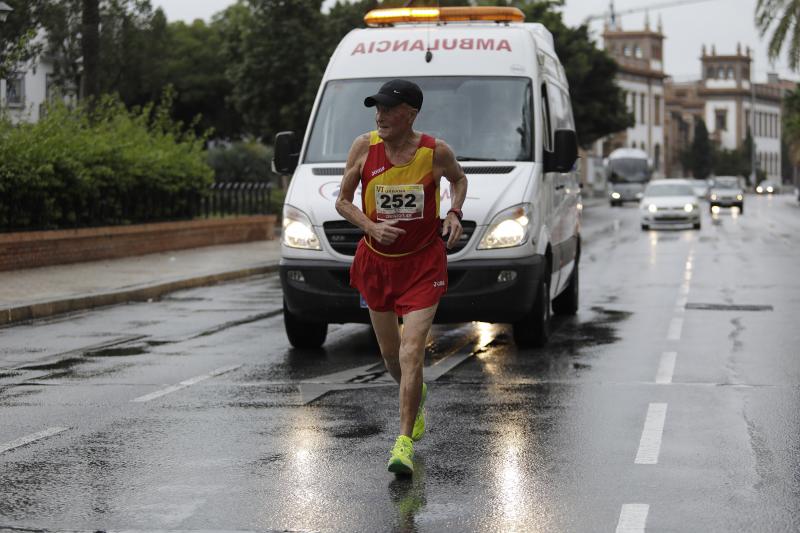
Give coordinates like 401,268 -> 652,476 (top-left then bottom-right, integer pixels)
634,45 -> 643,58
707,66 -> 715,79
727,67 -> 734,79
623,45 -> 630,57
654,95 -> 661,126
5,75 -> 23,107
718,67 -> 725,78
641,93 -> 646,124
745,110 -> 751,133
715,109 -> 727,131
654,144 -> 661,170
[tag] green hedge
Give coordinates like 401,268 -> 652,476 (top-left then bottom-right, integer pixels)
0,93 -> 213,231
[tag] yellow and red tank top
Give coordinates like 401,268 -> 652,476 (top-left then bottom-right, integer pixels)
361,130 -> 439,257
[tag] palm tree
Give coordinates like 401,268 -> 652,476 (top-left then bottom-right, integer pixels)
756,0 -> 800,70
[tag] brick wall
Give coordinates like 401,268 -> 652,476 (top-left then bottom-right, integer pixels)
0,215 -> 276,272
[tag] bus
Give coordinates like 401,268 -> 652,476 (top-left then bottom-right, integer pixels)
606,148 -> 652,206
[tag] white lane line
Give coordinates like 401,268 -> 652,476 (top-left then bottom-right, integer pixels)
655,352 -> 677,384
132,365 -> 241,403
635,403 -> 668,464
679,283 -> 691,296
666,317 -> 683,341
674,294 -> 688,312
0,427 -> 69,454
616,504 -> 650,533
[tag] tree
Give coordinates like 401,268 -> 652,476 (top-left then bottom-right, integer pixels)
227,0 -> 327,139
81,0 -> 101,103
756,0 -> 800,71
43,0 -> 165,105
162,18 -> 243,138
689,119 -> 712,178
0,1 -> 47,81
783,86 -> 800,165
514,2 -> 633,148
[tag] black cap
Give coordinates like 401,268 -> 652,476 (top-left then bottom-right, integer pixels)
364,79 -> 423,110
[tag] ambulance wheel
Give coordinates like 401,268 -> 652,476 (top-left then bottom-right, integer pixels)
283,299 -> 327,349
552,263 -> 579,316
513,272 -> 551,348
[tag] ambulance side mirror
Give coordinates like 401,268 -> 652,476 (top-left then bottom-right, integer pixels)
273,131 -> 300,175
544,129 -> 578,173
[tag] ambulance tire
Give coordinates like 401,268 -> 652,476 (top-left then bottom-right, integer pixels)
512,272 -> 551,348
283,299 -> 327,349
552,262 -> 579,316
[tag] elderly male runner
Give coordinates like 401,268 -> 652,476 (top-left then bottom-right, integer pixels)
335,79 -> 467,475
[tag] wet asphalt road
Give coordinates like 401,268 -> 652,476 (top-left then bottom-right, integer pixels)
1,194 -> 799,532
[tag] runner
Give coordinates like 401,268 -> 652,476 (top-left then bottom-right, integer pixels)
335,79 -> 468,475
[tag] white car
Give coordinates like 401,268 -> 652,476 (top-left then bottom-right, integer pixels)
640,179 -> 701,230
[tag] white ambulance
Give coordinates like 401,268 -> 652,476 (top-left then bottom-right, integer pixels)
273,6 -> 581,349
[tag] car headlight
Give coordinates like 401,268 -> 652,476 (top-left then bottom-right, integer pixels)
736,194 -> 743,201
478,203 -> 532,249
611,192 -> 621,199
684,203 -> 696,213
282,204 -> 321,250
636,192 -> 644,199
648,204 -> 658,213
767,186 -> 774,193
756,186 -> 763,193
710,194 -> 718,201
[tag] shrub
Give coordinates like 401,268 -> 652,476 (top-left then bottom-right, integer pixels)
206,139 -> 275,183
0,92 -> 213,231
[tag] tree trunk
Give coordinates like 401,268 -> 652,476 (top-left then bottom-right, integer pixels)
81,0 -> 100,107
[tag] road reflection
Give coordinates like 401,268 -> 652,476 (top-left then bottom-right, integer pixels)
388,456 -> 427,532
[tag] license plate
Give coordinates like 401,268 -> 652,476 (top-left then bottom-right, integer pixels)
359,294 -> 368,309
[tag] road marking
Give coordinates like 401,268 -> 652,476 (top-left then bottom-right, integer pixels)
616,504 -> 650,532
0,427 -> 69,454
635,403 -> 668,464
299,334 -> 480,404
655,352 -> 677,384
666,317 -> 683,341
132,365 -> 241,403
674,295 -> 688,312
679,283 -> 691,296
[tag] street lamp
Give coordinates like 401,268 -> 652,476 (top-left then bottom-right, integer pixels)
0,2 -> 12,23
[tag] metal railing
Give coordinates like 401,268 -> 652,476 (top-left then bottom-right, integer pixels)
1,181 -> 278,233
203,182 -> 275,218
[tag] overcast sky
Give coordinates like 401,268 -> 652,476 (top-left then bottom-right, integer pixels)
150,0 -> 798,82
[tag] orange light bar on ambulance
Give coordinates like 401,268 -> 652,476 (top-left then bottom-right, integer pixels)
364,6 -> 525,27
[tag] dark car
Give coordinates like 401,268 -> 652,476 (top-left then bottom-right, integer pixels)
709,176 -> 745,214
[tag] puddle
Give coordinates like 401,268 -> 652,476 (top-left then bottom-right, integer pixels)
19,357 -> 84,371
87,346 -> 148,357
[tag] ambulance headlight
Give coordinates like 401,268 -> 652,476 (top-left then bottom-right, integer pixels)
478,204 -> 532,249
282,204 -> 321,250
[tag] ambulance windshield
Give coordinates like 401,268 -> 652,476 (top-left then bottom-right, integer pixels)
305,77 -> 533,163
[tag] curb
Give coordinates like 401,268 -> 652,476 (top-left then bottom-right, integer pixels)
0,263 -> 280,327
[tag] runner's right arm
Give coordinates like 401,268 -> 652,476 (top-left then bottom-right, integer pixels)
336,134 -> 406,246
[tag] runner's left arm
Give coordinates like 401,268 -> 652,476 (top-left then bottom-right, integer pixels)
436,140 -> 467,249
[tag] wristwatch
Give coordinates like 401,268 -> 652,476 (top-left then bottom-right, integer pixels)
447,208 -> 463,221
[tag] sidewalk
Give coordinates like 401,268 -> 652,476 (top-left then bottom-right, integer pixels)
0,240 -> 282,326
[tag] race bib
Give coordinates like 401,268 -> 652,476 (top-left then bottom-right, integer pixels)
375,184 -> 424,220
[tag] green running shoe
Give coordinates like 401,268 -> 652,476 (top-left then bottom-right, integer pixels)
387,435 -> 414,475
412,382 -> 427,442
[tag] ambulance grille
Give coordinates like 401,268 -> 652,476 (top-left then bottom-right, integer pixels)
312,167 -> 344,175
323,220 -> 476,256
311,166 -> 515,175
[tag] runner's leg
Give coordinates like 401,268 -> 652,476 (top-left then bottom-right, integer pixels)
398,304 -> 437,437
369,309 -> 402,383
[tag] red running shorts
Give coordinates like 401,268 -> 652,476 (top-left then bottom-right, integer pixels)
350,238 -> 448,316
